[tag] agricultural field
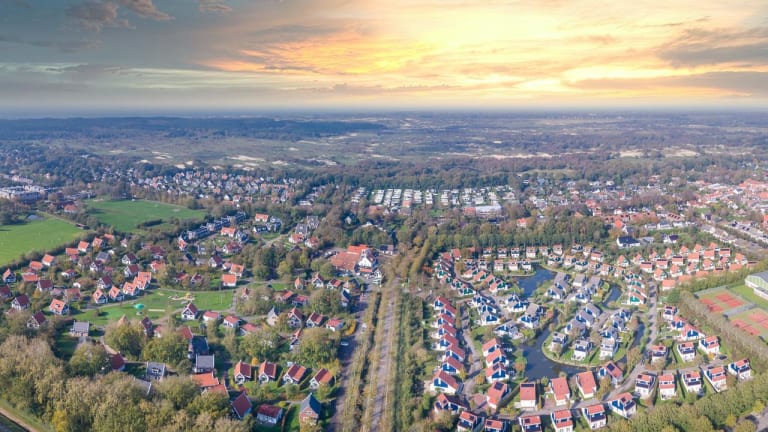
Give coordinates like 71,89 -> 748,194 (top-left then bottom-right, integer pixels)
0,216 -> 82,265
85,288 -> 234,326
86,199 -> 206,233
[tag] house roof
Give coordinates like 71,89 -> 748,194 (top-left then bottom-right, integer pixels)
195,354 -> 215,370
519,382 -> 536,401
231,392 -> 252,419
192,372 -> 220,388
256,404 -> 283,419
312,368 -> 334,385
285,363 -> 307,382
434,370 -> 460,390
259,361 -> 277,379
551,377 -> 570,399
585,403 -> 605,415
234,361 -> 252,378
577,371 -> 597,390
29,311 -> 46,326
299,393 -> 321,418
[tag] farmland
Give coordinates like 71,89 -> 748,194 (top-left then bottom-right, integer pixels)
86,199 -> 206,233
0,216 -> 82,265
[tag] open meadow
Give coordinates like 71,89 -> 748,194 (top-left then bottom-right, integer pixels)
86,199 -> 206,233
0,216 -> 82,265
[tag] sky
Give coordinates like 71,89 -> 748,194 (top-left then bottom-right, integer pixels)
1,0 -> 767,114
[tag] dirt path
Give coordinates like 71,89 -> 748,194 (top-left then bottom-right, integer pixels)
0,405 -> 36,432
368,294 -> 396,432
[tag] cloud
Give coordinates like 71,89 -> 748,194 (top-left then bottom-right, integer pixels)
566,71 -> 768,97
198,0 -> 232,13
118,0 -> 172,20
66,1 -> 130,32
658,26 -> 768,66
0,34 -> 99,52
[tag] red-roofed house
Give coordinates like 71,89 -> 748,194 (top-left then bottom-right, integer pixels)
576,371 -> 597,399
231,392 -> 252,419
518,381 -> 537,409
309,368 -> 335,389
49,298 -> 69,316
486,381 -> 511,412
283,363 -> 308,385
181,302 -> 199,320
551,409 -> 573,432
258,361 -> 278,383
233,361 -> 252,385
550,377 -> 571,406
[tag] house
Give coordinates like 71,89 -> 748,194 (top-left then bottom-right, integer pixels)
442,356 -> 465,376
97,276 -> 113,290
258,361 -> 278,383
728,359 -> 752,380
576,371 -> 597,399
599,337 -> 617,360
92,289 -> 108,305
598,361 -> 624,386
699,336 -> 720,356
485,362 -> 509,383
123,264 -> 140,278
682,371 -> 702,395
549,332 -> 568,352
283,363 -> 308,385
217,315 -> 238,331
658,374 -> 676,400
202,311 -> 221,323
287,307 -> 304,328
457,411 -> 484,432
299,393 -> 322,424
518,414 -> 542,432
634,373 -> 656,399
222,274 -> 238,288
518,381 -> 537,409
11,294 -> 30,311
36,279 -> 53,293
609,393 -> 636,418
650,344 -> 668,363
432,370 -> 462,395
704,365 -> 728,392
444,345 -> 466,362
108,286 -> 124,302
582,403 -> 607,430
0,284 -> 10,300
326,317 -> 345,332
482,338 -> 503,357
233,361 -> 253,385
550,377 -> 571,406
309,368 -> 335,389
433,393 -> 469,415
485,349 -> 508,368
27,311 -> 47,329
41,254 -> 56,267
231,392 -> 252,420
677,342 -> 697,362
192,371 -> 220,390
572,340 -> 592,362
678,324 -> 704,341
181,303 -> 199,321
256,404 -> 283,426
3,269 -> 16,283
306,312 -> 326,328
486,381 -> 511,411
484,418 -> 508,432
145,362 -> 166,381
48,298 -> 69,316
616,236 -> 640,248
194,354 -> 215,373
551,409 -> 574,432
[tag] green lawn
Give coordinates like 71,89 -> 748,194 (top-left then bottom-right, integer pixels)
0,216 -> 82,265
730,284 -> 768,310
54,332 -> 80,361
86,199 -> 206,233
86,288 -> 233,326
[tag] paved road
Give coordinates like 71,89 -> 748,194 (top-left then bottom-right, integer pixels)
368,296 -> 396,432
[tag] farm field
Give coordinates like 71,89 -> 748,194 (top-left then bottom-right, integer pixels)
85,288 -> 234,326
86,199 -> 206,233
0,216 -> 82,265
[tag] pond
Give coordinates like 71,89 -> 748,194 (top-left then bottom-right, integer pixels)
518,266 -> 554,297
521,326 -> 589,381
604,284 -> 622,306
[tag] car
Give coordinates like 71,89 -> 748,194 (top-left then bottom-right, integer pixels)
719,354 -> 728,360
340,340 -> 350,347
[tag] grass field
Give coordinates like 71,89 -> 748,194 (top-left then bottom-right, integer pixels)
86,288 -> 233,326
86,199 -> 205,233
0,216 -> 82,265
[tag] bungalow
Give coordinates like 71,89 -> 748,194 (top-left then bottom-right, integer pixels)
192,371 -> 220,390
258,361 -> 278,383
482,338 -> 503,357
121,253 -> 138,265
551,409 -> 574,432
699,336 -> 720,356
433,393 -> 469,415
41,254 -> 56,267
457,411 -> 484,432
49,298 -> 69,316
609,393 -> 636,419
92,289 -> 107,305
518,382 -> 537,409
122,282 -> 139,298
705,366 -> 728,392
27,311 -> 46,329
518,415 -> 542,432
145,361 -> 166,381
599,337 -> 618,360
635,373 -> 656,399
678,324 -> 704,342
11,294 -> 30,311
222,274 -> 238,288
444,345 -> 466,363
97,276 -> 113,291
728,359 -> 752,380
484,418 -> 508,432
658,374 -> 676,400
486,381 -> 511,412
36,279 -> 53,293
181,303 -> 199,321
550,377 -> 571,406
70,321 -> 90,337
650,345 -> 668,363
494,322 -> 519,339
223,315 -> 241,330
441,356 -> 465,376
3,269 -> 16,283
485,363 -> 509,383
309,368 -> 335,389
677,342 -> 697,362
572,340 -> 593,362
283,363 -> 308,385
232,360 -> 252,385
683,371 -> 703,395
576,371 -> 597,400
287,308 -> 304,328
485,349 -> 508,368
123,264 -> 140,278
256,404 -> 283,426
305,312 -> 326,328
108,286 -> 124,302
549,332 -> 568,352
432,370 -> 462,395
326,318 -> 345,332
202,311 -> 221,323
598,361 -> 624,386
231,392 -> 252,420
582,404 -> 607,430
662,305 -> 678,321
194,354 -> 215,374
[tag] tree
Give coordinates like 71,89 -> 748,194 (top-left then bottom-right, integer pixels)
155,375 -> 199,410
309,288 -> 343,316
142,331 -> 187,367
240,328 -> 281,362
187,392 -> 230,420
68,343 -> 109,376
105,321 -> 145,358
296,328 -> 340,366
